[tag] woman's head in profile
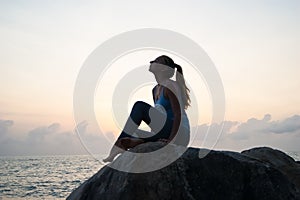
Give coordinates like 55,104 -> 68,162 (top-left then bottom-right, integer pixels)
149,55 -> 191,109
149,55 -> 175,79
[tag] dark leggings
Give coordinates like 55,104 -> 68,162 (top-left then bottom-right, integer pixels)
117,101 -> 189,146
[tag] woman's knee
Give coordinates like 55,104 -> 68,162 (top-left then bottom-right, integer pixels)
131,101 -> 151,123
132,101 -> 149,111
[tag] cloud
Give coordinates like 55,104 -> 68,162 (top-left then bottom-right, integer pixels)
191,120 -> 239,145
74,120 -> 88,135
0,119 -> 113,156
0,119 -> 14,146
26,123 -> 60,145
267,115 -> 300,134
0,119 -> 14,136
229,114 -> 300,139
227,114 -> 272,139
1,113 -> 300,155
191,114 -> 300,151
73,120 -> 112,155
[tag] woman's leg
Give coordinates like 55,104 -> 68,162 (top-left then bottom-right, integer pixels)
103,101 -> 155,162
117,101 -> 152,139
116,101 -> 170,140
102,138 -> 127,162
103,101 -> 176,162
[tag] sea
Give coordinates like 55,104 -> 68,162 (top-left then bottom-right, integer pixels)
0,155 -> 103,199
0,152 -> 299,199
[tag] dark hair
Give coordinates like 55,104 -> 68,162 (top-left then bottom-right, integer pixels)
150,55 -> 191,109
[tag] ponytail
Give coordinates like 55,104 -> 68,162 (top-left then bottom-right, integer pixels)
174,63 -> 191,109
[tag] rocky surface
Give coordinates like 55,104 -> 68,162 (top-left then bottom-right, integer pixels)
241,147 -> 300,190
67,142 -> 300,200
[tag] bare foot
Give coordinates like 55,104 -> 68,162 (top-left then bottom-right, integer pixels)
103,155 -> 116,163
103,140 -> 126,163
102,138 -> 145,163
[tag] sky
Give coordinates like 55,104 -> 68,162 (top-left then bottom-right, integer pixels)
0,0 -> 299,156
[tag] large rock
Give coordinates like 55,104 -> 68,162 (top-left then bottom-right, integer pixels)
241,147 -> 300,190
67,142 -> 300,200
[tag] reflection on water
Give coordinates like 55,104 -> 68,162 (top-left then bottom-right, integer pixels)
0,155 -> 103,199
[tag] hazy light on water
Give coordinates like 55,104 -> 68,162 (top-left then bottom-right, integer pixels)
0,155 -> 104,199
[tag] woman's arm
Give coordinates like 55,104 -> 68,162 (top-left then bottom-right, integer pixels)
164,85 -> 181,142
152,85 -> 157,103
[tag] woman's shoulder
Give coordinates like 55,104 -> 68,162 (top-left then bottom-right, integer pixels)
163,80 -> 181,100
152,84 -> 159,91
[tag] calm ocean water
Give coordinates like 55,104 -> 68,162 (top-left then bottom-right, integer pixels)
0,155 -> 103,199
0,152 -> 299,199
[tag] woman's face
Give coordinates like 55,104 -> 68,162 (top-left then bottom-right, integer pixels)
149,62 -> 174,83
149,62 -> 171,74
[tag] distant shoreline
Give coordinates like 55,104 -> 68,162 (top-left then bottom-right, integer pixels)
0,151 -> 299,161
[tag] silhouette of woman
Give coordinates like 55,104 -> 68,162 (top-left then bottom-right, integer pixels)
103,55 -> 191,162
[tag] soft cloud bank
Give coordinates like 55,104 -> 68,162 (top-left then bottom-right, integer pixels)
0,114 -> 300,156
0,120 -> 113,156
191,114 -> 300,151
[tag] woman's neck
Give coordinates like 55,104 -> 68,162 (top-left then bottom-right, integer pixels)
157,78 -> 171,85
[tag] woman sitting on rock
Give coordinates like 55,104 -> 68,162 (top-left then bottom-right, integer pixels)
103,55 -> 191,162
